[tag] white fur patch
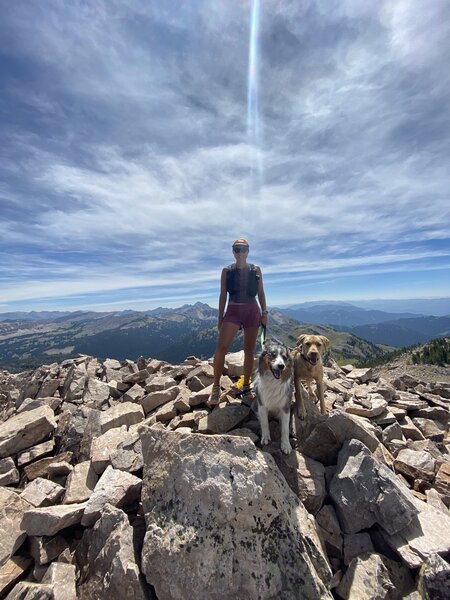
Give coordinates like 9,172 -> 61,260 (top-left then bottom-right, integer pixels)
254,369 -> 293,412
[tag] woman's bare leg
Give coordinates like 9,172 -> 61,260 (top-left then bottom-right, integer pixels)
213,321 -> 240,385
243,326 -> 259,386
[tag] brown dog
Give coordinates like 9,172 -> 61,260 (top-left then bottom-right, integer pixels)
293,334 -> 330,420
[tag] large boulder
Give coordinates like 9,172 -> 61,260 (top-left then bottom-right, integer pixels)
76,504 -> 148,600
0,488 -> 31,566
0,405 -> 57,458
140,428 -> 332,600
330,440 -> 418,535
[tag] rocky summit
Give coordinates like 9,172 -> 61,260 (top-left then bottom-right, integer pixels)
0,351 -> 449,599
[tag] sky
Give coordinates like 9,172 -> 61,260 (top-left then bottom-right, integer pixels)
1,0 -> 450,313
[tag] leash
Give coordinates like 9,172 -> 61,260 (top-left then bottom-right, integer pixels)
260,324 -> 267,349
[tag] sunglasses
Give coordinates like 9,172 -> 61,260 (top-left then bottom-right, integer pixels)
233,246 -> 249,253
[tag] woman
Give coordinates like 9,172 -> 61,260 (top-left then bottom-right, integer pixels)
207,238 -> 268,407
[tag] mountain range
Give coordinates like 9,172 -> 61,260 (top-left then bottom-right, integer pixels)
0,302 -> 387,372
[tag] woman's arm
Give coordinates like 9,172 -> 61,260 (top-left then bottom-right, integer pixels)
256,266 -> 268,325
217,268 -> 228,330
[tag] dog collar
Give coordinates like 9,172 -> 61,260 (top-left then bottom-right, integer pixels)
301,352 -> 316,365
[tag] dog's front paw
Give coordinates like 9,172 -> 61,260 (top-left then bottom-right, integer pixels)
260,434 -> 271,446
281,440 -> 292,455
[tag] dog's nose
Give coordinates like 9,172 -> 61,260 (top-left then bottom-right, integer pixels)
277,363 -> 285,371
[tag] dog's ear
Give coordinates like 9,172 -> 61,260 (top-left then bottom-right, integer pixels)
320,336 -> 331,350
296,334 -> 307,348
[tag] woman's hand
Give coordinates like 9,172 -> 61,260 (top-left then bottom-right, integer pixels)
260,312 -> 268,326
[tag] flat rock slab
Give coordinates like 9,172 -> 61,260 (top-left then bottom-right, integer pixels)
330,440 -> 418,535
0,555 -> 32,597
197,404 -> 250,434
344,394 -> 387,418
3,581 -> 54,599
0,405 -> 56,458
381,496 -> 450,568
17,439 -> 55,467
336,553 -> 396,600
21,502 -> 87,536
99,402 -> 144,434
417,553 -> 450,600
81,466 -> 142,527
20,477 -> 65,507
394,449 -> 436,482
140,428 -> 332,600
64,461 -> 98,504
23,451 -> 72,481
0,488 -> 32,566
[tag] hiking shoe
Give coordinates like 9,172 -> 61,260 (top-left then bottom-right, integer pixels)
206,384 -> 221,408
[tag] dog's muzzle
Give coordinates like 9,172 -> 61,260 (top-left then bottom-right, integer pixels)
303,352 -> 319,366
270,362 -> 285,379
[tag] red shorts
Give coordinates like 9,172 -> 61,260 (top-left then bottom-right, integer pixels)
223,302 -> 261,329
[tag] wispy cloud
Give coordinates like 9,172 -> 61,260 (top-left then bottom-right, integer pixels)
1,1 -> 450,310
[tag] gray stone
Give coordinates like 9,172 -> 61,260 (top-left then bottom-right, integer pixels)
81,466 -> 142,527
343,533 -> 374,566
42,562 -> 77,600
64,461 -> 98,504
0,405 -> 56,458
434,462 -> 450,498
412,417 -> 446,442
21,503 -> 87,536
47,461 -> 72,478
0,457 -> 19,486
315,504 -> 343,560
20,478 -> 65,507
99,402 -> 144,434
300,410 -> 379,465
4,581 -> 54,599
0,556 -> 32,597
83,377 -> 110,407
394,449 -> 436,482
17,440 -> 55,467
399,416 -> 425,441
330,439 -> 418,535
271,450 -> 326,514
90,425 -> 129,474
140,428 -> 332,600
140,386 -> 180,414
29,535 -> 68,565
110,431 -> 143,472
0,488 -> 31,566
336,553 -> 396,600
381,496 -> 450,568
76,504 -> 148,600
390,392 -> 428,411
144,375 -> 176,393
382,422 -> 404,444
122,383 -> 146,403
425,488 -> 449,513
103,358 -> 122,370
23,451 -> 72,481
122,369 -> 149,384
417,553 -> 450,600
344,394 -> 387,418
197,404 -> 251,434
345,368 -> 373,383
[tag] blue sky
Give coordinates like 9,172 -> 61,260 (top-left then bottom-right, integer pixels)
1,0 -> 450,312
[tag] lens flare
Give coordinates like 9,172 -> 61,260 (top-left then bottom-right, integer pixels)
247,0 -> 263,190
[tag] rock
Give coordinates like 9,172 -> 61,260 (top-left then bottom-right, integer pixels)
399,416 -> 425,441
336,552 -> 396,600
4,581 -> 54,599
0,457 -> 19,486
434,462 -> 450,499
20,478 -> 65,507
0,405 -> 57,458
344,394 -> 387,418
372,409 -> 397,426
381,496 -> 450,568
329,440 -> 418,535
42,562 -> 77,600
0,555 -> 32,597
122,369 -> 149,384
122,383 -> 145,403
64,461 -> 98,504
315,504 -> 343,559
0,488 -> 31,566
29,535 -> 68,565
197,404 -> 251,434
103,359 -> 122,370
144,375 -> 176,393
394,449 -> 436,482
382,422 -> 404,444
390,392 -> 428,411
417,553 -> 450,600
411,406 -> 449,424
140,386 -> 179,414
76,504 -> 148,600
17,439 -> 55,467
47,461 -> 72,478
21,503 -> 87,536
425,488 -> 449,513
271,450 -> 326,514
81,466 -> 142,527
300,410 -> 379,465
153,399 -> 177,422
140,428 -> 332,600
226,428 -> 259,443
23,451 -> 72,481
345,368 -> 373,383
83,377 -> 110,407
110,431 -> 143,473
412,417 -> 446,442
189,385 -> 212,407
90,426 -> 130,475
99,402 -> 144,434
343,532 -> 374,566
